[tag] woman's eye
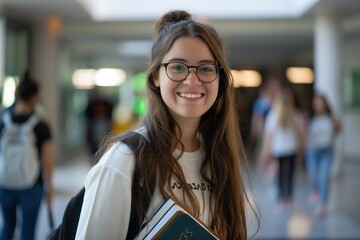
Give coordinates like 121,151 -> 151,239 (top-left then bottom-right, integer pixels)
199,66 -> 214,73
172,64 -> 187,72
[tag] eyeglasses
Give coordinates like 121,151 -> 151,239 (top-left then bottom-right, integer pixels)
161,62 -> 222,83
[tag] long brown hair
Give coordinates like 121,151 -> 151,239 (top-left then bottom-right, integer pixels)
100,10 -> 259,240
144,10 -> 258,239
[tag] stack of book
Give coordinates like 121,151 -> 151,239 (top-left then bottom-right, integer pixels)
135,197 -> 220,240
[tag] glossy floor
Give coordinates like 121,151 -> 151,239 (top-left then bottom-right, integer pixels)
2,153 -> 359,240
248,159 -> 360,239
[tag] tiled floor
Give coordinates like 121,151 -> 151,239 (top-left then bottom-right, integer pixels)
2,152 -> 360,240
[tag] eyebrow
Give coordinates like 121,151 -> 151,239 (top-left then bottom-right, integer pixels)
166,58 -> 216,64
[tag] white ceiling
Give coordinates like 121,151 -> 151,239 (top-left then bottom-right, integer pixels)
1,0 -> 360,71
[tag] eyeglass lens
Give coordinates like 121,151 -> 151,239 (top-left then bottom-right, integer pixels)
164,62 -> 218,82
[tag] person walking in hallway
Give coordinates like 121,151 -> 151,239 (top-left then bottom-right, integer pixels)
84,90 -> 114,159
306,93 -> 340,218
260,87 -> 305,211
0,70 -> 54,240
248,78 -> 280,165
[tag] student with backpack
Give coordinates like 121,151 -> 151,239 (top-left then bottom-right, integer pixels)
71,10 -> 258,240
0,71 -> 54,240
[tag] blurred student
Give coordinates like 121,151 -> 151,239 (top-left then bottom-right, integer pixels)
306,94 -> 340,218
0,71 -> 54,240
249,79 -> 280,164
260,87 -> 305,210
84,93 -> 114,157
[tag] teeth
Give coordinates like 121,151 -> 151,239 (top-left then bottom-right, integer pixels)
179,93 -> 202,99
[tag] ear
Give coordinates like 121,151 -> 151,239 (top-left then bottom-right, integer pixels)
153,73 -> 160,87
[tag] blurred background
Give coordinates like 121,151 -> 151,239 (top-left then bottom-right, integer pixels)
0,0 -> 359,239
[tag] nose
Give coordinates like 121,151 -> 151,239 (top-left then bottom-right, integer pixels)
183,69 -> 201,85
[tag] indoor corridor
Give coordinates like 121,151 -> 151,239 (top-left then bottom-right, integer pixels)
2,149 -> 360,240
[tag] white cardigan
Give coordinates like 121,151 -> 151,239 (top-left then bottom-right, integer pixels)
75,129 -> 212,240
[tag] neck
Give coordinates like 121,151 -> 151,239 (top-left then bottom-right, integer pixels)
14,101 -> 34,115
176,119 -> 200,152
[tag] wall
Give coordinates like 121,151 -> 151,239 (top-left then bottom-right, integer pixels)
343,35 -> 360,159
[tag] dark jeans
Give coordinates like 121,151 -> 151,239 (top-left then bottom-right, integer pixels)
0,183 -> 44,240
277,154 -> 296,201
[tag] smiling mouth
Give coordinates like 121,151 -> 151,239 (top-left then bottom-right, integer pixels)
178,93 -> 204,99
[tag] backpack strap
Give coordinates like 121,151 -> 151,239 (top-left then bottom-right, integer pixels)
24,114 -> 39,130
48,131 -> 155,240
54,187 -> 86,239
121,131 -> 156,240
2,111 -> 13,127
2,111 -> 38,130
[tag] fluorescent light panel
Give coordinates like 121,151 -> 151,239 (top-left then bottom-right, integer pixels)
286,67 -> 314,84
95,68 -> 126,87
72,68 -> 126,89
231,70 -> 262,88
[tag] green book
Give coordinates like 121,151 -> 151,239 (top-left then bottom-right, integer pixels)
135,197 -> 220,240
155,212 -> 219,240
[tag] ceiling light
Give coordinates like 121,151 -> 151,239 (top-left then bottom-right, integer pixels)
95,68 -> 126,87
231,70 -> 262,88
286,67 -> 314,84
72,69 -> 96,89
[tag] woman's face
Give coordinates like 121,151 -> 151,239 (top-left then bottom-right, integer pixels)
313,96 -> 326,114
154,37 -> 219,123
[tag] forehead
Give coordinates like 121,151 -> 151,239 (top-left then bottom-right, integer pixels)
163,37 -> 215,63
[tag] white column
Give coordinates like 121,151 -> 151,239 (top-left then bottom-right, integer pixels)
314,12 -> 342,114
31,18 -> 61,162
314,11 -> 343,177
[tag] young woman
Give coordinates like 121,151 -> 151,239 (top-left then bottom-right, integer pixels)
0,71 -> 54,240
75,10 -> 257,240
260,87 -> 305,210
306,94 -> 340,218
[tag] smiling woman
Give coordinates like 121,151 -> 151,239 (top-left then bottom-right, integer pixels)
154,37 -> 220,122
73,10 -> 259,240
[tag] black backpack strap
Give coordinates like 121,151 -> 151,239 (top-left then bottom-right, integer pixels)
48,131 -> 155,240
61,188 -> 85,239
47,187 -> 85,240
121,131 -> 156,240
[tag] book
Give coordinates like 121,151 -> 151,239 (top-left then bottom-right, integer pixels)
135,197 -> 220,240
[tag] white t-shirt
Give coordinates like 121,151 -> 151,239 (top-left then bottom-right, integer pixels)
265,111 -> 301,157
308,115 -> 334,149
75,129 -> 212,240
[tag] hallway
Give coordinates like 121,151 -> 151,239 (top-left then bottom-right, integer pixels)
16,153 -> 360,239
248,160 -> 360,239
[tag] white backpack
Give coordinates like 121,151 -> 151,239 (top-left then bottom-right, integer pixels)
0,111 -> 40,189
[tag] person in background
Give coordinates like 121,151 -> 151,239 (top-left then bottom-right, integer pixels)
0,70 -> 54,240
75,10 -> 258,240
84,92 -> 114,158
306,93 -> 340,218
260,87 -> 305,211
248,79 -> 280,165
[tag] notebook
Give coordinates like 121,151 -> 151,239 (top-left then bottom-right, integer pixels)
135,197 -> 220,240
